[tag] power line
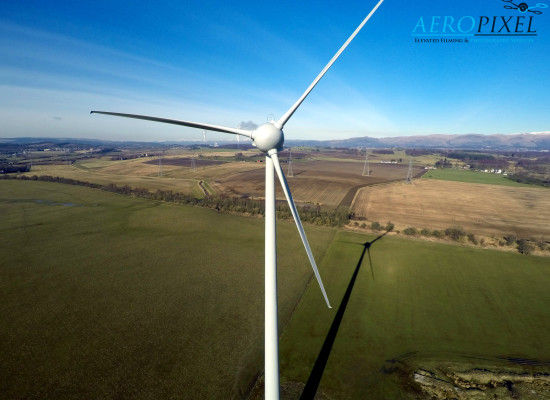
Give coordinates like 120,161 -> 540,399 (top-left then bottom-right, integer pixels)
405,157 -> 413,184
158,153 -> 163,177
362,148 -> 370,176
287,148 -> 294,177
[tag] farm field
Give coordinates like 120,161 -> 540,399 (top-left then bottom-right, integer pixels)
25,157 -> 266,195
2,180 -> 550,399
279,231 -> 550,399
23,156 -> 425,211
352,179 -> 550,238
217,160 -> 425,210
309,148 -> 442,167
26,163 -> 203,196
423,167 -> 534,187
0,180 -> 335,399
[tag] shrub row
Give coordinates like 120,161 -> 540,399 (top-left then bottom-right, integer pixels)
397,223 -> 545,255
353,220 -> 549,255
401,225 -> 484,246
1,174 -> 353,227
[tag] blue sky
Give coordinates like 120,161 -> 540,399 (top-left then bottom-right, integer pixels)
1,0 -> 549,142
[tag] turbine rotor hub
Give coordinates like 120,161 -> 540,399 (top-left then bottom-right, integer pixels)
252,123 -> 284,153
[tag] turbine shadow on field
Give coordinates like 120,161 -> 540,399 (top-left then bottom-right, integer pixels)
363,228 -> 389,281
300,230 -> 390,400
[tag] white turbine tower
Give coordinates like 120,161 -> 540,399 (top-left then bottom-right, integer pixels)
91,2 -> 384,398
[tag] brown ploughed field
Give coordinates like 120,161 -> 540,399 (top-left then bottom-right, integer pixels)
352,179 -> 550,238
215,160 -> 425,210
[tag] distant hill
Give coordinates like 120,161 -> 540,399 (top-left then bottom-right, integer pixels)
2,132 -> 550,150
0,137 -> 165,148
288,132 -> 550,150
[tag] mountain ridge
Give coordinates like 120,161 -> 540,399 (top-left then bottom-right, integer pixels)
1,132 -> 549,150
287,132 -> 550,150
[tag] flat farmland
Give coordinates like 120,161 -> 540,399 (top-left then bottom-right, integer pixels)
352,179 -> 550,238
88,156 -> 203,177
22,158 -> 265,198
25,164 -> 202,196
216,160 -> 425,210
279,231 -> 550,399
168,159 -> 264,181
4,180 -> 550,399
22,155 -> 426,210
80,156 -> 264,182
143,157 -> 226,168
0,180 -> 336,399
423,167 -> 534,187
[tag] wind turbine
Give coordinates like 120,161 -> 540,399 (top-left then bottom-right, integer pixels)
91,1 -> 384,398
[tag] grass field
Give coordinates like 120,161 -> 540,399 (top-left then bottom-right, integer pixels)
279,231 -> 550,399
24,164 -> 204,197
3,180 -> 550,399
0,180 -> 335,399
75,156 -> 129,170
423,168 -> 533,187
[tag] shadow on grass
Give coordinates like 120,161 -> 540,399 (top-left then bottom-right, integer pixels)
299,230 -> 389,400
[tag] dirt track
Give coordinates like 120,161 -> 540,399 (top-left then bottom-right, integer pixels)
352,179 -> 550,238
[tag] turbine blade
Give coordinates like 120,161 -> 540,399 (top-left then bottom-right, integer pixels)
270,151 -> 331,308
91,111 -> 253,138
276,0 -> 385,129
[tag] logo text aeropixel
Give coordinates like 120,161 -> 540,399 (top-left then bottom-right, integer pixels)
414,15 -> 538,35
412,0 -> 547,40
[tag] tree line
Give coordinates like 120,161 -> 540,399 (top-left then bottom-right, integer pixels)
0,163 -> 31,174
1,174 -> 353,227
358,220 -> 547,255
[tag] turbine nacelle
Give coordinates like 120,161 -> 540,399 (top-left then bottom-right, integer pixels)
252,122 -> 284,153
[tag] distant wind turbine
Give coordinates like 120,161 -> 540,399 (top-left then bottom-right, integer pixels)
91,1 -> 384,398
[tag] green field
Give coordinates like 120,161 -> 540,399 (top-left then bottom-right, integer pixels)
0,180 -> 335,399
2,180 -> 550,399
280,232 -> 550,398
423,168 -> 534,187
73,156 -> 130,170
